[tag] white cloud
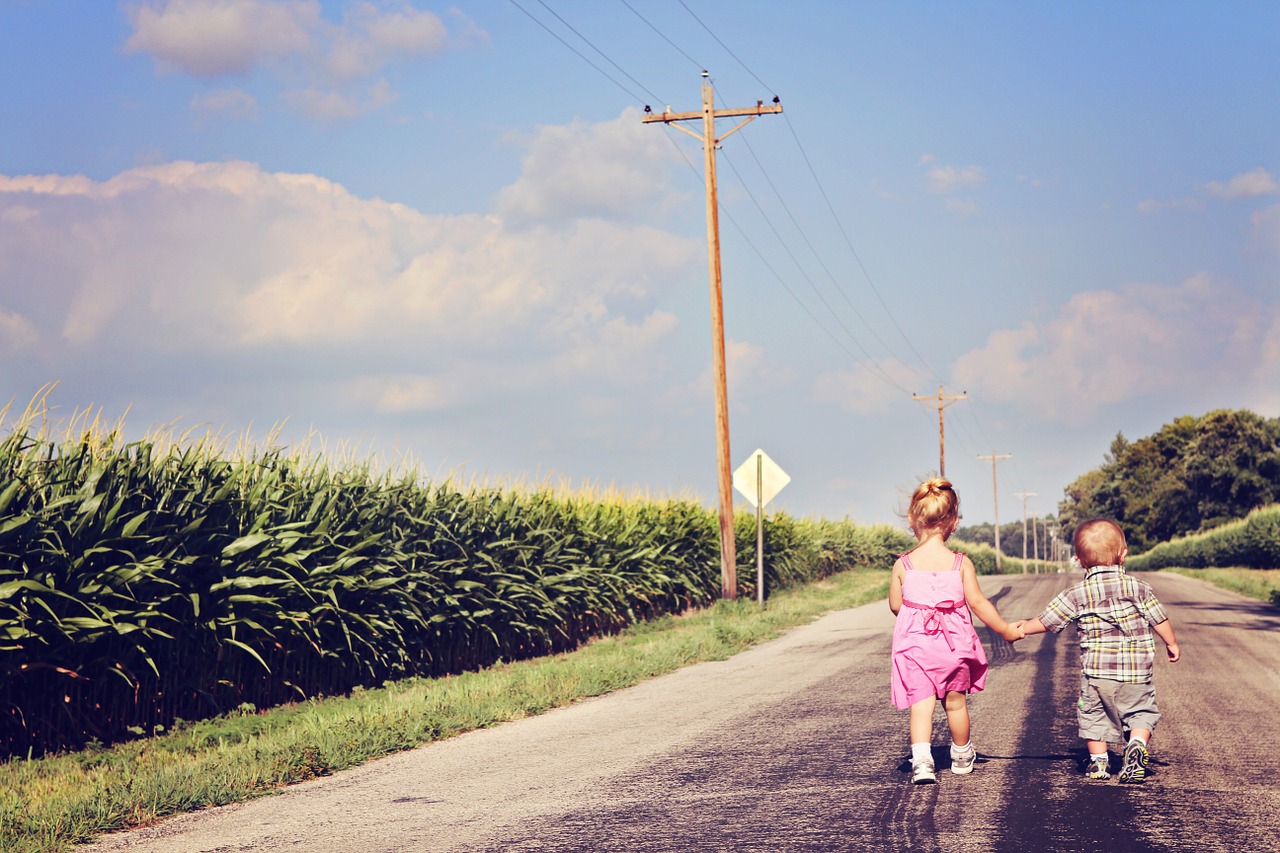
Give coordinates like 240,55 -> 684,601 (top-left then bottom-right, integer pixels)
944,198 -> 979,217
1251,201 -> 1280,256
0,126 -> 701,410
324,3 -> 447,80
0,309 -> 39,353
951,273 -> 1274,423
812,358 -> 921,414
926,164 -> 986,194
1137,197 -> 1202,214
495,109 -> 687,227
283,78 -> 397,121
124,0 -> 478,122
1205,167 -> 1279,199
191,87 -> 258,121
124,0 -> 318,77
660,340 -> 795,416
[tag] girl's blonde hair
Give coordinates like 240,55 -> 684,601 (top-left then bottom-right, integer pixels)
907,476 -> 960,534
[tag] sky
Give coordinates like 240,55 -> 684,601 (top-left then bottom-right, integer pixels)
1,1 -> 1277,529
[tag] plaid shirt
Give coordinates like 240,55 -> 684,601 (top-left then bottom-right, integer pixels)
1037,565 -> 1169,683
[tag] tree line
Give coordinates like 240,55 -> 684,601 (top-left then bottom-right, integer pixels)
1058,409 -> 1280,553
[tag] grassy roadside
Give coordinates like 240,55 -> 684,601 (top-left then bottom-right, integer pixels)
2,568 -> 890,853
1161,567 -> 1280,605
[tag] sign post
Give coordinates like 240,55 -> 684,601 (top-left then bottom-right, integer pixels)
733,449 -> 791,605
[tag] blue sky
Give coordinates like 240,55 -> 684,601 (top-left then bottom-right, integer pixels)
1,1 -> 1277,528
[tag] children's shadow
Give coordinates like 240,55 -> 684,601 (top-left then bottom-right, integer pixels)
896,746 -> 1038,775
907,747 -> 1168,778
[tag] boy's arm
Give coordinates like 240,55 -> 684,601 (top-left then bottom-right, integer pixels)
1153,619 -> 1180,662
1013,617 -> 1049,636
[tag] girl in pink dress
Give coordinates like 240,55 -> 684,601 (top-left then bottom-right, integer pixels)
889,477 -> 1023,783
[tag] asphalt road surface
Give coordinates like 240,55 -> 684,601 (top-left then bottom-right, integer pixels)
83,572 -> 1280,852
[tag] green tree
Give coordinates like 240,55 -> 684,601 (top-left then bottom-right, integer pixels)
1057,409 -> 1280,552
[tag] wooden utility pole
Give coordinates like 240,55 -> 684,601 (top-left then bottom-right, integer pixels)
643,72 -> 782,599
1013,491 -> 1036,574
912,385 -> 967,476
977,451 -> 1012,572
1032,513 -> 1041,573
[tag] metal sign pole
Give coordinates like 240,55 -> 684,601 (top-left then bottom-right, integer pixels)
756,453 -> 764,606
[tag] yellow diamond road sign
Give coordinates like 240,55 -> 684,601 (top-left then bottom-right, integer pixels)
733,448 -> 790,508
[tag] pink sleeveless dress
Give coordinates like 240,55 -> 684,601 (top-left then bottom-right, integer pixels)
890,551 -> 989,709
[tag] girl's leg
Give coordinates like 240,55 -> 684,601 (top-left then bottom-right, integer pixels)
909,695 -> 937,745
942,691 -> 971,746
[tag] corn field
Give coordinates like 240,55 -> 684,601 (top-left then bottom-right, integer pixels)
0,411 -> 910,759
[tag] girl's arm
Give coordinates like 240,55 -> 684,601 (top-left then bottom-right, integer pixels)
888,559 -> 906,615
960,557 -> 1023,641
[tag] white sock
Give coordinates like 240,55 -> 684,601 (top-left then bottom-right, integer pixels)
1129,734 -> 1148,747
911,742 -> 932,763
951,740 -> 971,752
1089,752 -> 1108,764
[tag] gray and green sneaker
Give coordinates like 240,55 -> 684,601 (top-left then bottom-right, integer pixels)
1085,755 -> 1111,780
1118,740 -> 1149,784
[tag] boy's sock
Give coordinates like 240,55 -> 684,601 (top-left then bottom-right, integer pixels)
1128,734 -> 1148,746
911,742 -> 932,763
1088,752 -> 1108,764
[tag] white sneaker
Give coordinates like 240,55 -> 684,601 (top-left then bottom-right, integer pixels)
911,757 -> 937,784
950,743 -> 977,775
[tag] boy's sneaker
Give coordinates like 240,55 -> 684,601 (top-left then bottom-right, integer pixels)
1118,740 -> 1149,784
1085,756 -> 1111,780
911,757 -> 937,784
950,743 -> 977,775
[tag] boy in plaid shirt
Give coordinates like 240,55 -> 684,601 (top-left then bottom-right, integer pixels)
1014,518 -> 1180,783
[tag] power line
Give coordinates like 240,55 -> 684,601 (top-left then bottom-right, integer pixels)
533,0 -> 665,105
735,133 -> 925,382
719,149 -> 910,391
617,0 -> 703,71
780,113 -> 940,383
508,0 -> 648,104
677,0 -> 774,95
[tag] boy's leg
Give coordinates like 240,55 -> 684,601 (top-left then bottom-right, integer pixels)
1117,683 -> 1160,784
1077,675 -> 1123,779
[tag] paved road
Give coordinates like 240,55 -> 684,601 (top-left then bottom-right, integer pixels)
84,572 -> 1280,852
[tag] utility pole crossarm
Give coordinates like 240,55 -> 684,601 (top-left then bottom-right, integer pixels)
912,385 -> 967,476
641,100 -> 783,127
978,451 -> 1013,573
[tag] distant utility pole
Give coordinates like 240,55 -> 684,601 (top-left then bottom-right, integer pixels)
1031,513 -> 1041,573
1013,491 -> 1037,575
977,451 -> 1012,572
643,72 -> 782,600
912,385 -> 967,476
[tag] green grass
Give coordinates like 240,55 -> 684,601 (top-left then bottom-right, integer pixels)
1161,567 -> 1280,605
1,568 -> 889,853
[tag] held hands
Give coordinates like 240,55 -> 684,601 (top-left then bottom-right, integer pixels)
1001,620 -> 1027,643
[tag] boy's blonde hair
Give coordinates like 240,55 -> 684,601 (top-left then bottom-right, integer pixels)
1073,518 -> 1127,568
907,476 -> 960,534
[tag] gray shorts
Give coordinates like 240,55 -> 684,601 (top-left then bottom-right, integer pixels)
1076,674 -> 1160,743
